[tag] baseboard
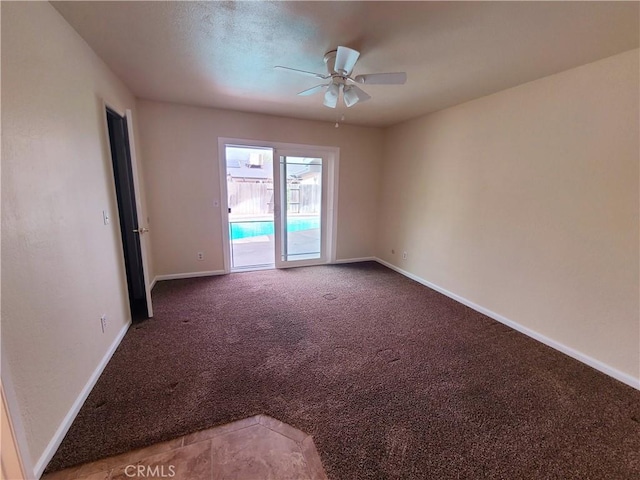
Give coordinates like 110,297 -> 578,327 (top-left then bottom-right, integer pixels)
153,270 -> 226,282
149,277 -> 157,291
33,321 -> 131,478
374,258 -> 639,391
333,257 -> 376,264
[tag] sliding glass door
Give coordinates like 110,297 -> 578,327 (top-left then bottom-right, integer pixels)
220,139 -> 337,273
274,152 -> 327,267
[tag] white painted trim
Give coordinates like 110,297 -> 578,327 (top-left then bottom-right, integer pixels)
1,383 -> 29,480
334,257 -> 376,264
150,277 -> 157,291
328,153 -> 340,264
374,258 -> 640,391
125,109 -> 153,318
217,137 -> 342,154
217,138 -> 232,274
153,270 -> 226,282
231,265 -> 275,273
33,321 -> 131,478
0,355 -> 35,479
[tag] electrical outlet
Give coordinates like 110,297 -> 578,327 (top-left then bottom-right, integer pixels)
100,315 -> 107,333
197,252 -> 204,261
402,251 -> 408,260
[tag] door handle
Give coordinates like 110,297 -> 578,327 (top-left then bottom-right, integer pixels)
133,227 -> 149,234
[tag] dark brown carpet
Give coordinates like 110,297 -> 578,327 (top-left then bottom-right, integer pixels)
48,262 -> 640,479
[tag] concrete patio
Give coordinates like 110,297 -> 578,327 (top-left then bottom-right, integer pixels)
231,228 -> 321,269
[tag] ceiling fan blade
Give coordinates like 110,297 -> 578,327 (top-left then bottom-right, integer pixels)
323,83 -> 340,108
343,85 -> 371,108
354,72 -> 407,85
274,66 -> 329,80
298,84 -> 328,96
334,46 -> 360,76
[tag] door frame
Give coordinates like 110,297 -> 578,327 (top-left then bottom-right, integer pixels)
1,382 -> 29,480
218,137 -> 339,273
0,360 -> 33,479
104,103 -> 153,318
123,109 -> 153,317
274,150 -> 329,269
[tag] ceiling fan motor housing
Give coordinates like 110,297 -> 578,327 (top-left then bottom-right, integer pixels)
323,50 -> 338,75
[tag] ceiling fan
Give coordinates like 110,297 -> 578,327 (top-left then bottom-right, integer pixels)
275,46 -> 407,109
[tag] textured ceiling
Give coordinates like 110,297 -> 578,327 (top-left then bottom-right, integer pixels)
52,1 -> 639,127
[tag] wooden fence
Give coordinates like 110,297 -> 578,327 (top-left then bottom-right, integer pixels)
227,182 -> 320,215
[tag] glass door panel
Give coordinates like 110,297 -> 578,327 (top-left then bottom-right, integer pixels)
276,154 -> 326,266
225,145 -> 274,270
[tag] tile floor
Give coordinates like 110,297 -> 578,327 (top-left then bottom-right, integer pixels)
42,415 -> 328,480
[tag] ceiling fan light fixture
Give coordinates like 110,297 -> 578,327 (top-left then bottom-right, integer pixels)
343,86 -> 359,107
323,82 -> 340,108
343,85 -> 371,108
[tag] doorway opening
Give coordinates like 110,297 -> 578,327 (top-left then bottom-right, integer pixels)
220,140 -> 339,273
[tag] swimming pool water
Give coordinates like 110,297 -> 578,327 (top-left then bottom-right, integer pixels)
230,218 -> 319,240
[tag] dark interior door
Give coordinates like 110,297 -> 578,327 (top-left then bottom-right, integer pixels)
106,108 -> 148,320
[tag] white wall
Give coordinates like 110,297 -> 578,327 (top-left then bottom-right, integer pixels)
136,100 -> 383,276
2,5 -> 636,477
377,49 -> 640,384
1,2 -> 147,474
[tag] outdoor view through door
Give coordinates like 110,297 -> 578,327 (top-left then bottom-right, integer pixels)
224,145 -> 327,271
278,155 -> 323,263
226,146 -> 275,269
